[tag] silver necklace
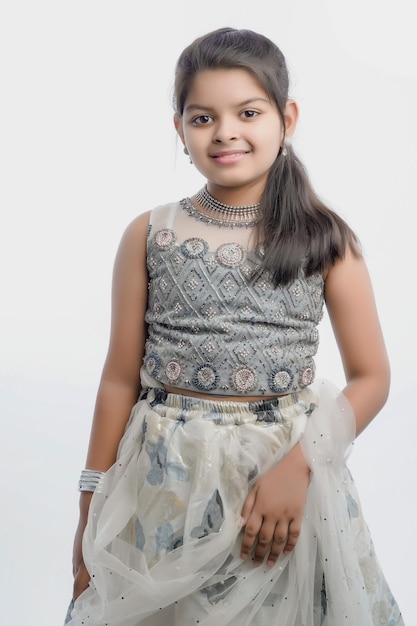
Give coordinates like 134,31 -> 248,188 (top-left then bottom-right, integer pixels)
180,186 -> 261,228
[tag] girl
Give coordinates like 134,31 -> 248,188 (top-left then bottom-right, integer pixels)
65,27 -> 404,625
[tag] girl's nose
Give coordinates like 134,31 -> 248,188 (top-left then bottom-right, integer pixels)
213,118 -> 239,143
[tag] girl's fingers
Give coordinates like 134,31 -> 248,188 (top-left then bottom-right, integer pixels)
283,519 -> 301,555
240,511 -> 262,560
240,486 -> 257,525
73,564 -> 90,600
265,523 -> 288,565
240,470 -> 306,566
252,520 -> 276,565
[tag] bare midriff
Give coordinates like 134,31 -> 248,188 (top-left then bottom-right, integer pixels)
163,384 -> 285,402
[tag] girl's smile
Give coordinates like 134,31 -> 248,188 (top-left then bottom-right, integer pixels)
210,149 -> 250,164
175,68 -> 286,202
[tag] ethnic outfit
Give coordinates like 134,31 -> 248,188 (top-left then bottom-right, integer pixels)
65,202 -> 404,625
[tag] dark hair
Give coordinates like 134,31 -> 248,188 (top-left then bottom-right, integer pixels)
174,27 -> 360,285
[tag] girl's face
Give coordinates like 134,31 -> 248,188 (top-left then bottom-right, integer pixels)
175,68 -> 297,198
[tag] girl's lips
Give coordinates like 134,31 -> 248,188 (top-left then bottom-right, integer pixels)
210,151 -> 249,164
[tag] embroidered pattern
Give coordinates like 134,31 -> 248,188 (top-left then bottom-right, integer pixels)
269,369 -> 294,393
231,367 -> 258,393
300,366 -> 314,387
144,213 -> 324,396
165,361 -> 182,383
193,364 -> 219,391
216,243 -> 245,267
154,229 -> 176,250
181,237 -> 208,259
144,353 -> 161,377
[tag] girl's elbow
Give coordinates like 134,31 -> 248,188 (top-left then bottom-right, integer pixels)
367,363 -> 391,412
380,363 -> 391,407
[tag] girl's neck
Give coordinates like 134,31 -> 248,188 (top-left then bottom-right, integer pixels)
205,182 -> 263,207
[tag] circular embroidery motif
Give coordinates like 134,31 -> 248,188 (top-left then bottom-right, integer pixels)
144,353 -> 161,377
231,367 -> 258,393
154,229 -> 176,250
300,367 -> 314,387
216,243 -> 245,268
269,368 -> 293,393
310,329 -> 319,343
192,364 -> 219,391
165,360 -> 182,382
181,238 -> 208,259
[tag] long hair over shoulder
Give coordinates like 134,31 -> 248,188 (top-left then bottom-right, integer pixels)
173,27 -> 360,285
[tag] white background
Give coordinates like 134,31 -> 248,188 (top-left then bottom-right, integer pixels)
1,1 -> 416,624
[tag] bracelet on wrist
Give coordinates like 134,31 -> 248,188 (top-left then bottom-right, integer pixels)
78,469 -> 105,493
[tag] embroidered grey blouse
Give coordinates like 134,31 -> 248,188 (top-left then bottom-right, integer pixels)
142,202 -> 324,396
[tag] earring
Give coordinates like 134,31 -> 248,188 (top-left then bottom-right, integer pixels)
281,137 -> 291,157
183,146 -> 193,164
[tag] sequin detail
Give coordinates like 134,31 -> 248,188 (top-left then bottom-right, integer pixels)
231,367 -> 258,393
154,229 -> 176,250
300,366 -> 314,387
269,369 -> 294,393
181,238 -> 208,259
165,361 -> 182,383
144,204 -> 325,396
192,364 -> 219,391
144,353 -> 161,377
216,243 -> 245,268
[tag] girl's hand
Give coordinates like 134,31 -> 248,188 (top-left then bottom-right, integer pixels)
72,523 -> 90,600
72,494 -> 92,600
240,443 -> 310,566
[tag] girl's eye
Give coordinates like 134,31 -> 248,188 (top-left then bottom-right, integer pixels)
192,115 -> 213,126
241,110 -> 259,119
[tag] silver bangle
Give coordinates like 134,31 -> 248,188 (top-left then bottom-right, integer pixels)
78,469 -> 105,493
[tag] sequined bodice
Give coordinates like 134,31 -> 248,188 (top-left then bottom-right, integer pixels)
142,201 -> 324,396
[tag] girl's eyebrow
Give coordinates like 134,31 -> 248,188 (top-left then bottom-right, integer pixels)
184,97 -> 271,113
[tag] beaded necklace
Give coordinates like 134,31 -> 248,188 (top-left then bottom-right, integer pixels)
180,186 -> 261,228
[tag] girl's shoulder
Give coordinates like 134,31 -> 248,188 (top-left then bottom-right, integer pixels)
119,201 -> 182,252
120,210 -> 152,245
147,201 -> 181,232
322,237 -> 362,282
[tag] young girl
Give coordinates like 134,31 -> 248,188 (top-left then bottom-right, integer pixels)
65,27 -> 404,625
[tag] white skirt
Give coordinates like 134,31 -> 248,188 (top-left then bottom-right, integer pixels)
66,380 -> 404,626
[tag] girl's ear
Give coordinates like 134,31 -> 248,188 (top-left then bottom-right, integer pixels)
173,113 -> 185,144
283,99 -> 299,139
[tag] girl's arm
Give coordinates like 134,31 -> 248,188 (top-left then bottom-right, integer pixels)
240,246 -> 390,567
324,246 -> 390,435
72,210 -> 150,599
84,211 -> 150,470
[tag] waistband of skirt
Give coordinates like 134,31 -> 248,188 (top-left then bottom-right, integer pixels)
140,386 -> 316,424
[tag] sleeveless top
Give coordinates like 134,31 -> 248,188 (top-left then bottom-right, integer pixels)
141,201 -> 324,396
